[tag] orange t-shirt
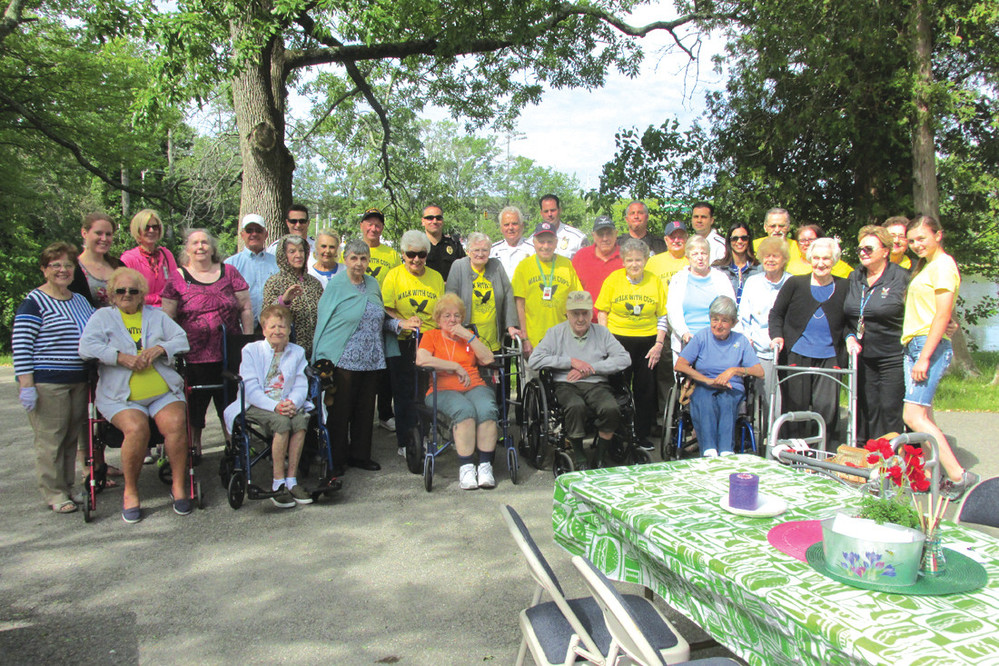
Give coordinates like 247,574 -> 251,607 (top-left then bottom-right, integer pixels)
419,329 -> 485,395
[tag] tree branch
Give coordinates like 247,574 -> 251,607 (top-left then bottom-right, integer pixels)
0,0 -> 35,44
285,6 -> 727,71
291,86 -> 361,144
0,88 -> 183,209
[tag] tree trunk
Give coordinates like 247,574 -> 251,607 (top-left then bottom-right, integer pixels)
947,325 -> 978,377
121,165 -> 130,218
231,7 -> 294,240
991,362 -> 999,387
910,0 -> 939,220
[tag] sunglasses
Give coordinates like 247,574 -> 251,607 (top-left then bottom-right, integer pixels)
422,215 -> 444,221
405,251 -> 429,259
287,218 -> 309,226
858,245 -> 880,255
730,235 -> 750,242
115,287 -> 141,295
145,225 -> 161,232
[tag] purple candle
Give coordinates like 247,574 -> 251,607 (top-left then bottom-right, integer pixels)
729,473 -> 760,510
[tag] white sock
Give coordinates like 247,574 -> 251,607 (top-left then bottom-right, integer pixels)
285,477 -> 297,489
272,479 -> 283,491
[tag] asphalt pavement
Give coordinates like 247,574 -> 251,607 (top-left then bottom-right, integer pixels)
1,364 -> 995,665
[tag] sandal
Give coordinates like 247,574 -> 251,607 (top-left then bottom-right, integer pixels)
51,500 -> 78,514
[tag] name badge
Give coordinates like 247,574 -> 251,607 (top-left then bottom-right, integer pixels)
542,286 -> 553,301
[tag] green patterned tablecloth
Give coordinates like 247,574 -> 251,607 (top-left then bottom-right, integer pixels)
552,455 -> 999,666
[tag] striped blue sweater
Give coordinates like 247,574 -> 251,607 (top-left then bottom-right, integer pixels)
12,289 -> 95,383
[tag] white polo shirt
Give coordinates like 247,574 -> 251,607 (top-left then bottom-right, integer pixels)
491,236 -> 534,279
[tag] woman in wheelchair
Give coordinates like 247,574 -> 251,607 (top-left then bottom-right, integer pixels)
415,294 -> 499,490
674,296 -> 763,457
79,268 -> 191,523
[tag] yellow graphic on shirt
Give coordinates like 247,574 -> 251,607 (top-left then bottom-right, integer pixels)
594,269 -> 666,337
470,272 -> 499,350
120,309 -> 169,401
366,244 -> 401,286
382,264 -> 444,337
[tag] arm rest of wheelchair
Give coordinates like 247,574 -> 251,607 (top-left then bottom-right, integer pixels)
221,369 -> 242,384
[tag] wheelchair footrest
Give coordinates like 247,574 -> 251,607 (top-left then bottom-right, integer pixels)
311,476 -> 343,497
246,485 -> 280,500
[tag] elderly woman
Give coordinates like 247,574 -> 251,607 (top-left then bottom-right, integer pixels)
844,226 -> 910,441
666,235 -> 736,360
382,230 -> 445,459
902,216 -> 975,498
594,238 -> 668,449
675,296 -> 763,457
263,234 -> 324,359
416,294 -> 498,489
79,268 -> 191,522
120,209 -> 178,307
769,237 -> 849,445
712,222 -> 760,304
161,229 -> 253,460
14,242 -> 95,514
308,228 -> 344,288
445,232 -> 518,353
313,240 -> 407,475
738,236 -> 791,418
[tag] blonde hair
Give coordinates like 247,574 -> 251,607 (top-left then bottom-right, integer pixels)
432,292 -> 466,321
129,209 -> 163,244
107,267 -> 149,296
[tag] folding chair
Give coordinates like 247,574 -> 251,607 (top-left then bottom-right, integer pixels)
570,556 -> 740,666
500,505 -> 688,665
957,476 -> 998,529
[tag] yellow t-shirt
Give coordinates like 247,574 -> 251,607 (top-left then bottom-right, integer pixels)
120,310 -> 169,401
754,236 -> 799,258
902,253 -> 960,344
786,253 -> 853,278
512,254 -> 582,347
366,243 -> 401,286
646,252 -> 688,297
594,269 -> 667,337
892,253 -> 913,270
382,265 -> 444,337
469,268 -> 499,351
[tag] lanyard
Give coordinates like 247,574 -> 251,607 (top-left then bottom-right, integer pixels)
535,256 -> 556,289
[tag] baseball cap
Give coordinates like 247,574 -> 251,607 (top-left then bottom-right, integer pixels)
664,220 -> 687,236
533,221 -> 557,236
565,291 -> 594,312
361,207 -> 385,223
240,213 -> 266,230
592,215 -> 615,232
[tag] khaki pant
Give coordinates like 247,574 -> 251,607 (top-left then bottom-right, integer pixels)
28,382 -> 87,506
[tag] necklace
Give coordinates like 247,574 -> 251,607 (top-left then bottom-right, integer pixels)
442,333 -> 458,361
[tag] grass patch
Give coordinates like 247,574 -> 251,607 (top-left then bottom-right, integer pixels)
0,353 -> 10,367
936,351 -> 999,413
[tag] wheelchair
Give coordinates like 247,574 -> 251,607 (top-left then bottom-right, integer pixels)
659,371 -> 759,461
520,369 -> 651,477
219,363 -> 341,509
406,331 -> 521,492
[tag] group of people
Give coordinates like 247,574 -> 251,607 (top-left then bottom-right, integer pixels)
12,196 -> 977,521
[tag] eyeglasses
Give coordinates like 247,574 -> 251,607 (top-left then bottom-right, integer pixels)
46,262 -> 75,270
858,245 -> 879,255
145,225 -> 161,232
114,287 -> 141,295
798,237 -> 816,245
405,251 -> 428,259
422,215 -> 444,221
287,218 -> 309,226
730,235 -> 750,242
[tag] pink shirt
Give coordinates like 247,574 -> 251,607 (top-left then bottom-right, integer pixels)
120,246 -> 178,307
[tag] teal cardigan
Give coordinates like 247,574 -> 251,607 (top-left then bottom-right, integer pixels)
312,271 -> 400,365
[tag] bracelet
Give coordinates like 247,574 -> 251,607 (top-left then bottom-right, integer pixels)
468,333 -> 478,343
654,341 -> 664,347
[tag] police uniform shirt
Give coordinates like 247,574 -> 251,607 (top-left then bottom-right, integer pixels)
426,234 -> 465,281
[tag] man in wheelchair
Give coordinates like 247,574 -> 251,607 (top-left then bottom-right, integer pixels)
527,291 -> 630,469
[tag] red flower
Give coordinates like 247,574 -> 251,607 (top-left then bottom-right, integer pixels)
865,438 -> 893,462
911,475 -> 931,493
886,465 -> 904,487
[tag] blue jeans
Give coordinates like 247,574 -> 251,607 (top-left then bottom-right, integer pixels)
690,384 -> 743,455
903,337 -> 952,407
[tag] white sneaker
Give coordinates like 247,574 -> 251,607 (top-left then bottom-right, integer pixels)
459,464 -> 478,490
397,447 -> 406,457
720,450 -> 734,457
379,418 -> 397,432
703,449 -> 719,458
477,462 -> 496,489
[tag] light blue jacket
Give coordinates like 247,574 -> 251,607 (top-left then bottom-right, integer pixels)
223,339 -> 312,431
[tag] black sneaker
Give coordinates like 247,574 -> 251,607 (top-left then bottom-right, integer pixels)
271,485 -> 296,509
941,471 -> 980,501
288,484 -> 314,505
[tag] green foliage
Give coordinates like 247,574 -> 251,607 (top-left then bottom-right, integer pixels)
936,351 -> 999,411
857,494 -> 921,530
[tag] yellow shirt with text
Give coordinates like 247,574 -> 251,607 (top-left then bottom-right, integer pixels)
382,265 -> 444,337
512,255 -> 581,347
594,269 -> 667,337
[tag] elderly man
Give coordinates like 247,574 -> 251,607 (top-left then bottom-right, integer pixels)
267,204 -> 316,254
538,194 -> 586,258
225,213 -> 279,324
690,201 -> 726,264
572,215 -> 622,321
421,204 -> 464,280
528,290 -> 630,470
512,221 -> 582,356
491,205 -> 534,279
753,207 -> 799,258
357,207 -> 401,432
622,201 -> 667,254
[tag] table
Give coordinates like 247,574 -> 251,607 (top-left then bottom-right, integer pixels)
553,455 -> 999,665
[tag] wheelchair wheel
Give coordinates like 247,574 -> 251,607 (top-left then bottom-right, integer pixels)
157,458 -> 172,485
552,451 -> 575,478
218,455 -> 234,489
406,426 -> 425,475
735,417 -> 757,455
82,490 -> 93,523
227,471 -> 246,509
606,435 -> 629,465
752,390 -> 768,456
506,441 -> 519,485
195,481 -> 204,510
423,454 -> 434,492
660,384 -> 679,460
628,447 -> 652,465
521,381 -> 549,469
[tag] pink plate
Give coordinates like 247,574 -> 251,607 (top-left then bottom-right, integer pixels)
767,520 -> 823,562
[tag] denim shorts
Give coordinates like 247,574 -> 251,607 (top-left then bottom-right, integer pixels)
427,385 -> 498,424
903,336 -> 952,407
102,390 -> 185,423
